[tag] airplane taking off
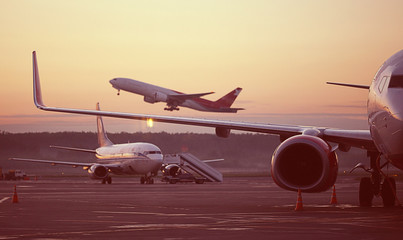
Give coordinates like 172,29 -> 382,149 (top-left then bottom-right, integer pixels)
30,50 -> 403,207
109,78 -> 244,112
10,103 -> 163,184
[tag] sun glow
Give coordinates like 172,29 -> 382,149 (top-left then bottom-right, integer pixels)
146,118 -> 154,128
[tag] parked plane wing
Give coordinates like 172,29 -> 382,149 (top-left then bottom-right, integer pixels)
32,51 -> 375,151
50,145 -> 97,154
10,158 -> 91,167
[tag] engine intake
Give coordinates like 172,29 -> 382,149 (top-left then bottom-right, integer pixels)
215,127 -> 230,138
161,164 -> 181,177
87,164 -> 109,179
271,135 -> 338,193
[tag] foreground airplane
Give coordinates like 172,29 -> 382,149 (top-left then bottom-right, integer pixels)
11,103 -> 163,184
109,77 -> 244,112
31,50 -> 403,207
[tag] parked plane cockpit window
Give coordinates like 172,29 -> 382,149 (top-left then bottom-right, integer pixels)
388,75 -> 403,88
143,151 -> 162,155
378,76 -> 388,93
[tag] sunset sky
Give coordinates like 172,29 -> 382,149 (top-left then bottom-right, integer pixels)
1,0 -> 403,134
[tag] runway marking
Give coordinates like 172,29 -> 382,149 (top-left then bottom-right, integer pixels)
0,197 -> 10,204
111,223 -> 206,229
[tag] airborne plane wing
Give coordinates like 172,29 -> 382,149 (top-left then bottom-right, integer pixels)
168,92 -> 215,102
32,51 -> 376,152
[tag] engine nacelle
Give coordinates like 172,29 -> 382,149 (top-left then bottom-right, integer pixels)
144,96 -> 156,103
87,164 -> 109,179
215,127 -> 231,138
271,135 -> 338,193
144,92 -> 168,103
161,164 -> 182,177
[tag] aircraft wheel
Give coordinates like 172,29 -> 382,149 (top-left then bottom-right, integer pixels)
148,178 -> 154,184
381,177 -> 396,207
102,178 -> 106,184
107,176 -> 112,184
169,179 -> 177,184
195,179 -> 205,184
359,177 -> 374,207
140,176 -> 145,184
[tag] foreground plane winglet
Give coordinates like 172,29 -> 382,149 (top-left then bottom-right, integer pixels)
33,51 -> 45,108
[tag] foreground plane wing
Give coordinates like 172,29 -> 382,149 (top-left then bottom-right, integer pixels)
36,51 -> 403,207
32,51 -> 375,151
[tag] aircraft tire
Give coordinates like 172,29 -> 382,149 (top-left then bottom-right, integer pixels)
381,177 -> 396,207
102,178 -> 106,184
107,176 -> 112,184
359,177 -> 374,207
169,179 -> 177,184
140,176 -> 145,184
195,179 -> 205,184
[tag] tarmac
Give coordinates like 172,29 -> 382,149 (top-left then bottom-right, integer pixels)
1,175 -> 403,240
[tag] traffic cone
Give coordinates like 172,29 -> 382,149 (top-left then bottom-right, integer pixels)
295,189 -> 303,211
12,185 -> 19,203
330,185 -> 337,205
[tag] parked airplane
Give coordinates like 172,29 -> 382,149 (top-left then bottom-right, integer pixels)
109,77 -> 244,112
31,50 -> 403,207
10,103 -> 163,184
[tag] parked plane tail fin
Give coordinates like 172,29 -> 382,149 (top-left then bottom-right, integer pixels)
96,103 -> 113,147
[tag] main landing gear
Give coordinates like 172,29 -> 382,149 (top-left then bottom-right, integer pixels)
101,176 -> 112,184
140,175 -> 154,184
353,152 -> 397,207
164,107 -> 180,111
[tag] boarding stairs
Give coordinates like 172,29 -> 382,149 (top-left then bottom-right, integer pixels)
163,153 -> 223,182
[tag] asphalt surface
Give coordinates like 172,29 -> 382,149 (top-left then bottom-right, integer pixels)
1,175 -> 403,240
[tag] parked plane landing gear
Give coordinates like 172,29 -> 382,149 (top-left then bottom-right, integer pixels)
140,176 -> 154,184
355,152 -> 397,207
101,176 -> 112,184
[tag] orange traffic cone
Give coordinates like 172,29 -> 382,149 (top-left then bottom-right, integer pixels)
12,185 -> 19,203
330,185 -> 337,205
295,189 -> 303,211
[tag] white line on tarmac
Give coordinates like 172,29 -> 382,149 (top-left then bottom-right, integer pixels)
0,197 -> 11,203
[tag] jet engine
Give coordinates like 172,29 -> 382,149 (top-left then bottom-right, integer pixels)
87,164 -> 109,179
161,164 -> 182,177
144,92 -> 168,103
215,127 -> 231,138
271,135 -> 338,193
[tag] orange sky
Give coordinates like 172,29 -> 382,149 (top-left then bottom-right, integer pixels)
1,0 -> 403,133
